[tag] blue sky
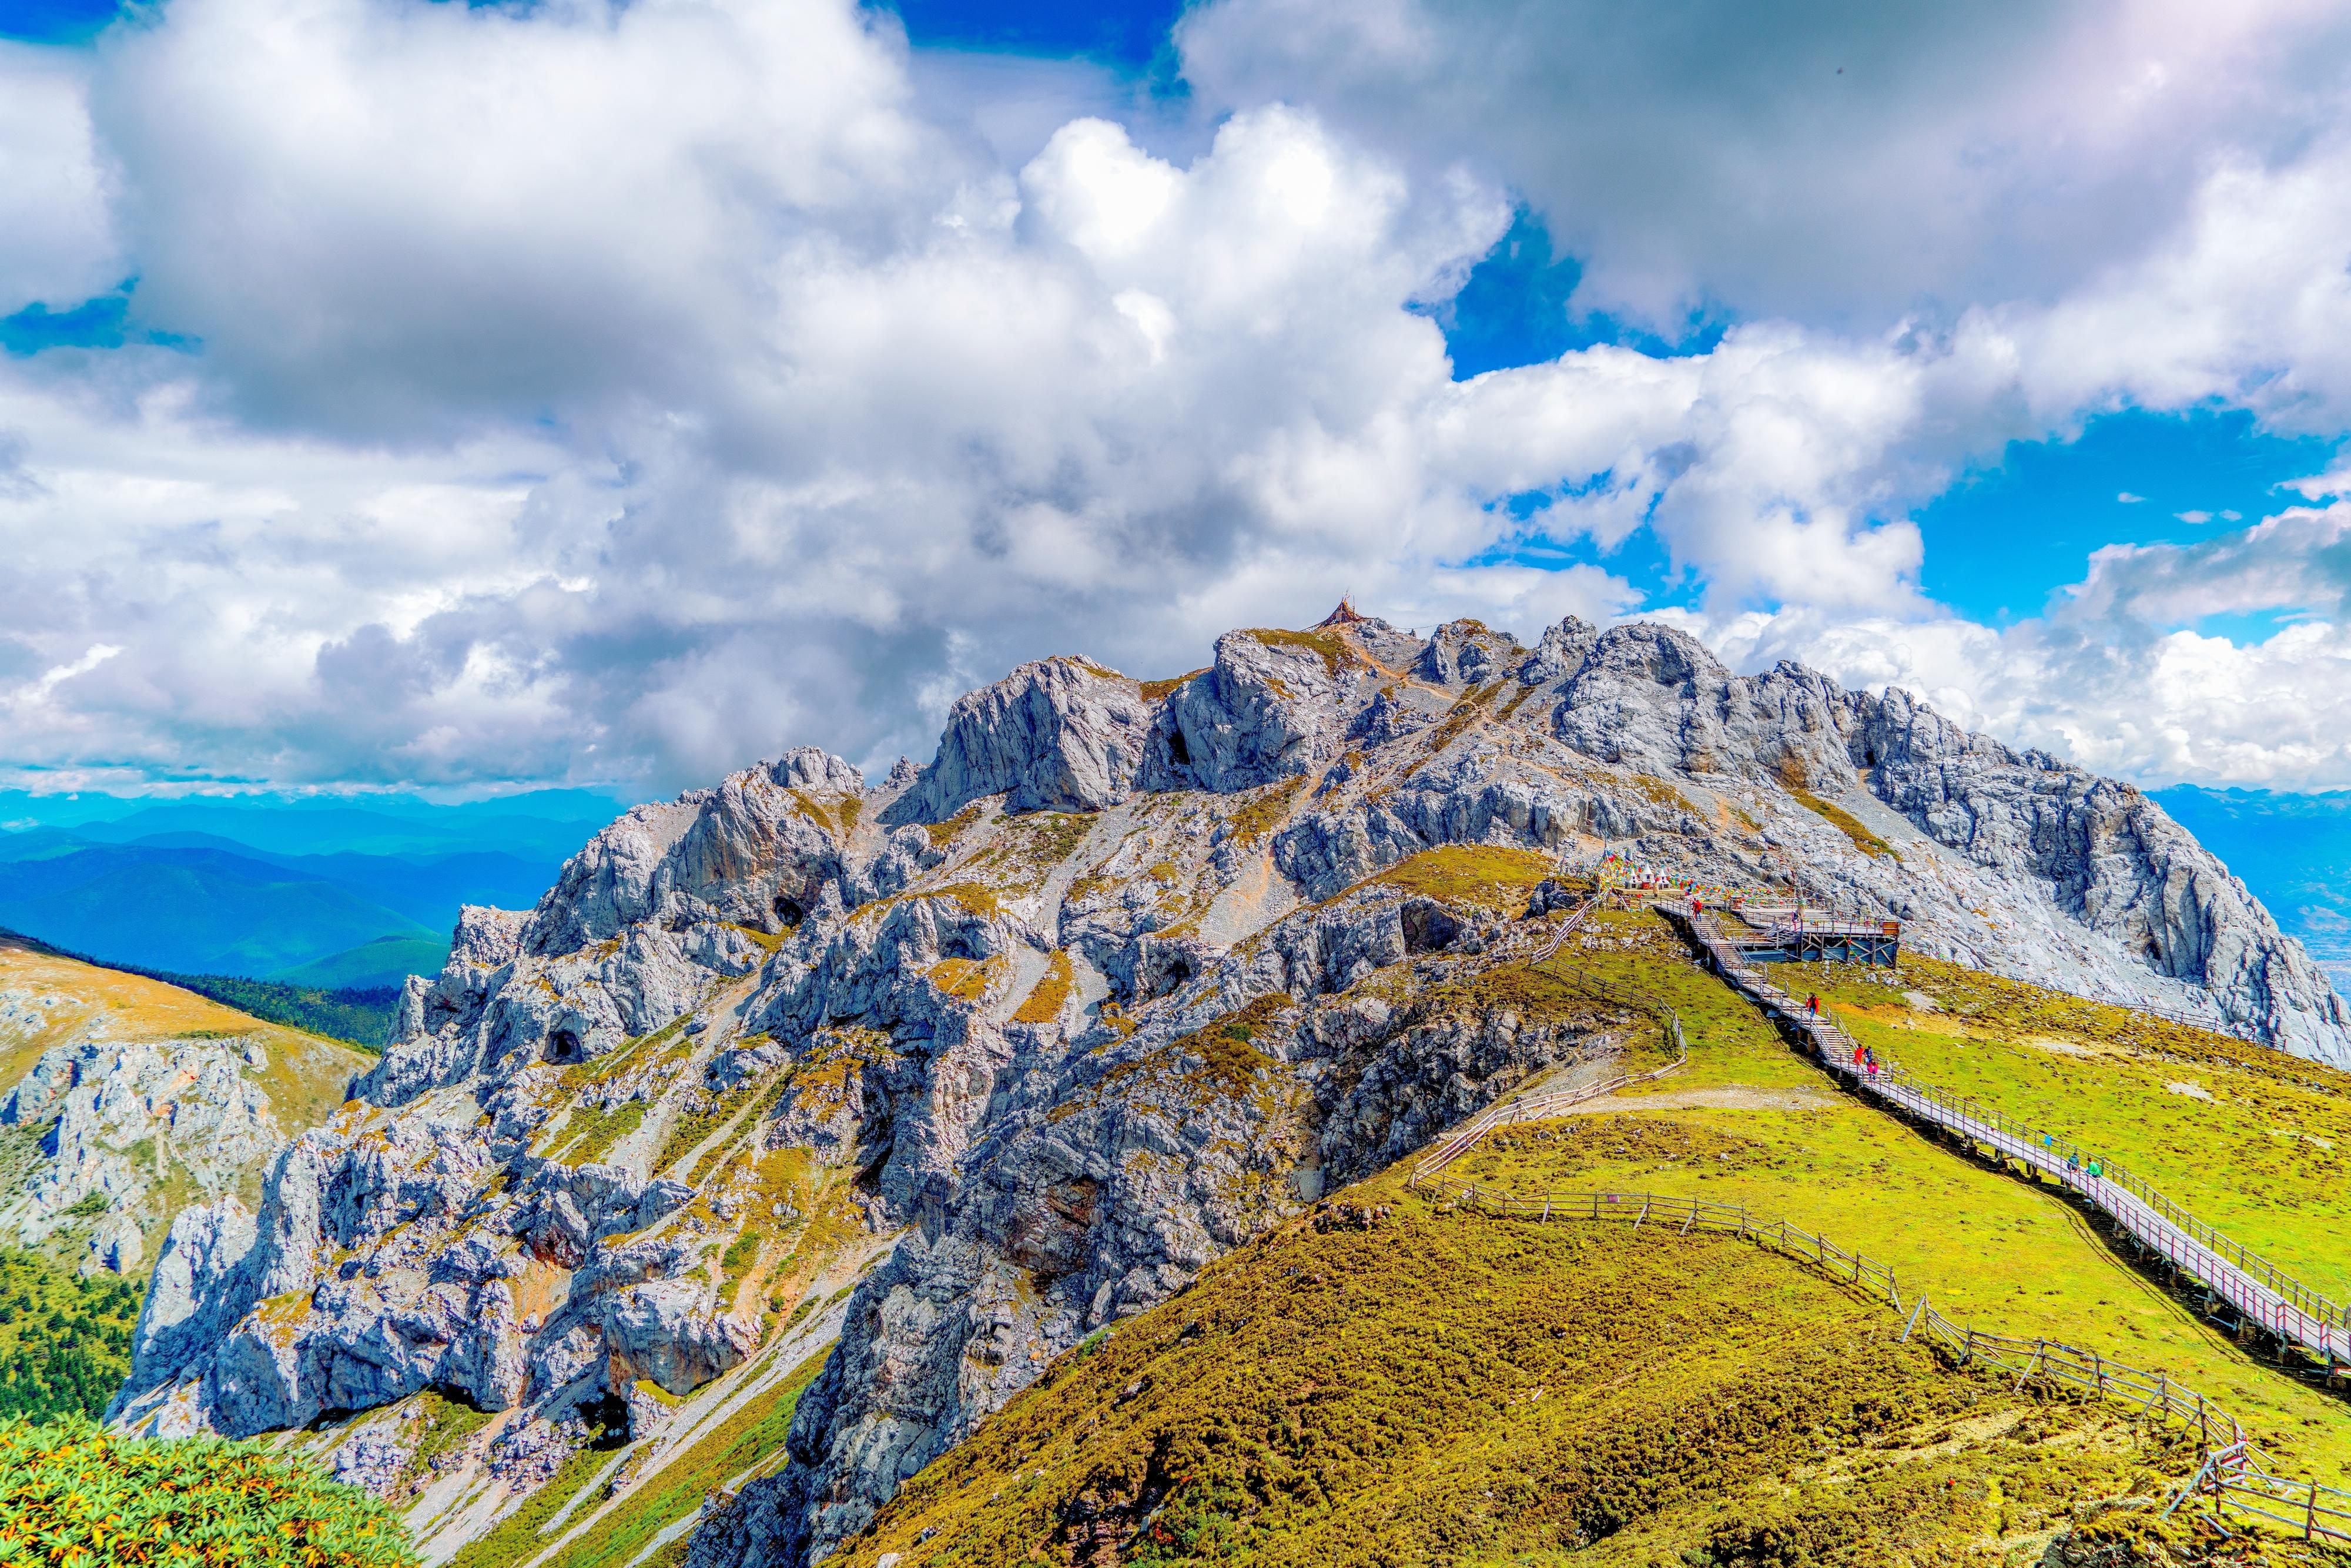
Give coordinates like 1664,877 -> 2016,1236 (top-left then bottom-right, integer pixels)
0,0 -> 2348,807
1914,411 -> 2340,629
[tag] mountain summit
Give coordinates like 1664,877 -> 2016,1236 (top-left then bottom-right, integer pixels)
103,614 -> 2349,1564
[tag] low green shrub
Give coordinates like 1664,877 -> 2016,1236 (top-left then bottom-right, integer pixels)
0,1415 -> 418,1566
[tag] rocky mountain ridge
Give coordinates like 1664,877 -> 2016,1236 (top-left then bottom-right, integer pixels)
103,612 -> 2349,1567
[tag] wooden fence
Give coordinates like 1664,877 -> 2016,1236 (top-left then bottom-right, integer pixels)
1414,1177 -> 2351,1545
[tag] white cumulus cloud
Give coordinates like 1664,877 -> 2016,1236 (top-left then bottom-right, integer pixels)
0,0 -> 2347,796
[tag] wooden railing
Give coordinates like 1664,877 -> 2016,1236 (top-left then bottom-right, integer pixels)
1670,907 -> 2351,1367
1413,1178 -> 2351,1545
1407,894 -> 1687,1184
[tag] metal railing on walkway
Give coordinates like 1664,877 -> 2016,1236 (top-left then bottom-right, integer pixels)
1666,907 -> 2351,1369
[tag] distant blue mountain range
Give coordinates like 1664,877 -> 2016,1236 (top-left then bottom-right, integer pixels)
0,790 -> 628,990
0,782 -> 2338,1003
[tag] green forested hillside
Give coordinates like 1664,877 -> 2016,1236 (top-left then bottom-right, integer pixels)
0,1249 -> 143,1421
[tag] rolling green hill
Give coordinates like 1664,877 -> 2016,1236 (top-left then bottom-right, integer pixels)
275,934 -> 451,991
0,845 -> 440,975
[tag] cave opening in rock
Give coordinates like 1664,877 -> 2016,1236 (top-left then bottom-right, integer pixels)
1168,728 -> 1191,766
1401,899 -> 1462,953
773,893 -> 805,927
544,1029 -> 585,1065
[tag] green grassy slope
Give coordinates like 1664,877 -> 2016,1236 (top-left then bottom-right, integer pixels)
543,1347 -> 829,1568
1442,911 -> 2351,1483
836,1200 -> 2202,1567
435,1346 -> 828,1568
1793,953 -> 2351,1299
274,933 -> 450,991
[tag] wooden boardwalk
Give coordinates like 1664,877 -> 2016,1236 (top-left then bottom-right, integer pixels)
1667,906 -> 2351,1371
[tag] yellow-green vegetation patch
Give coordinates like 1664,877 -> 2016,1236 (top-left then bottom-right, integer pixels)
1415,960 -> 1672,1063
927,956 -> 1006,1004
1057,994 -> 1300,1125
444,1434 -> 621,1568
1369,843 -> 1556,910
786,1027 -> 901,1118
255,1288 -> 310,1326
835,1204 -> 2171,1568
1799,954 -> 2351,1302
1421,678 -> 1507,755
1013,950 -> 1076,1026
543,1348 -> 830,1568
664,1074 -> 791,1184
0,1414 -> 420,1567
726,922 -> 788,955
1168,993 -> 1294,1097
930,882 -> 1003,918
554,1097 -> 649,1167
1475,1111 -> 1775,1175
0,1248 -> 142,1420
562,1015 -> 688,1088
1138,668 -> 1207,702
1243,626 -> 1354,676
632,1377 -> 684,1409
1786,783 -> 1898,859
1006,809 -> 1096,868
409,1389 -> 495,1472
1225,777 -> 1305,845
925,802 -> 985,849
786,789 -> 840,834
1625,773 -> 1694,813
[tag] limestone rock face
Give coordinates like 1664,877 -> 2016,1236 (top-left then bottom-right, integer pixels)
1160,629 -> 1355,792
900,658 -> 1156,820
105,611 -> 2347,1568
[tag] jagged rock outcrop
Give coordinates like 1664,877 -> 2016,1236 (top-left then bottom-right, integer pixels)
105,611 -> 2349,1568
897,658 -> 1155,819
